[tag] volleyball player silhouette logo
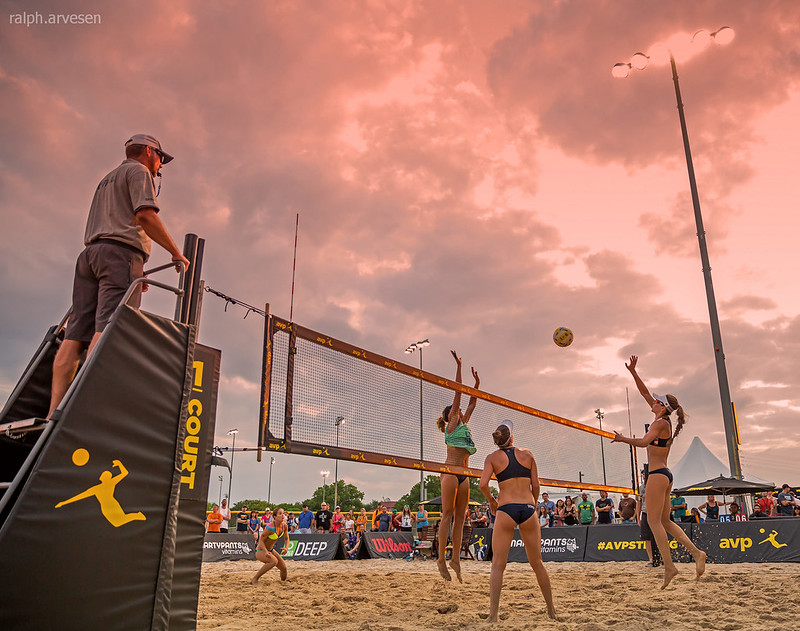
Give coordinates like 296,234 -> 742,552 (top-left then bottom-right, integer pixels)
55,448 -> 146,527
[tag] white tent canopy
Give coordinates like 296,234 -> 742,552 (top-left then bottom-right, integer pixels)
671,436 -> 773,489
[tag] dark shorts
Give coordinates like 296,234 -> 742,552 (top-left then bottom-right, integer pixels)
65,240 -> 144,342
640,512 -> 653,540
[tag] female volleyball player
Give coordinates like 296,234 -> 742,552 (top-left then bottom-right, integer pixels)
435,350 -> 479,582
479,420 -> 556,622
250,507 -> 290,584
612,355 -> 706,589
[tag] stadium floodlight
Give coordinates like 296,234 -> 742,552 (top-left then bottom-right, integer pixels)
612,27 -> 742,480
321,470 -> 330,504
405,338 -> 430,501
268,457 -> 275,504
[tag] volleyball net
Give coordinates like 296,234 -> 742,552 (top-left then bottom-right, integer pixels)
259,314 -> 637,493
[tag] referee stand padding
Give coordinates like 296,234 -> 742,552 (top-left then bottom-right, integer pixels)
0,301 -> 221,630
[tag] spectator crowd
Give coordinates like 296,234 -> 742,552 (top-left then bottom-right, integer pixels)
207,485 -> 800,535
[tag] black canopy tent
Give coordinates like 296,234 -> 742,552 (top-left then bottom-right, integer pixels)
672,475 -> 775,497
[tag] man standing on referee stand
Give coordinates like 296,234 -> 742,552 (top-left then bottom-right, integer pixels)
49,134 -> 189,417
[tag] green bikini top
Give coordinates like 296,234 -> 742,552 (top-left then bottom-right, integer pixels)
445,422 -> 477,455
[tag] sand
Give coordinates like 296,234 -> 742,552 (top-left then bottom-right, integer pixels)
197,559 -> 800,630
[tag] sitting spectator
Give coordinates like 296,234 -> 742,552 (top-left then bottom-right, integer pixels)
595,490 -> 614,525
618,493 -> 637,524
578,493 -> 595,525
248,510 -> 260,542
296,504 -> 314,534
755,490 -> 775,517
344,510 -> 355,533
236,505 -> 249,532
472,508 -> 489,528
553,499 -> 566,527
376,506 -> 393,532
206,504 -> 224,533
539,492 -> 556,527
285,511 -> 298,532
331,506 -> 344,533
690,507 -> 704,523
777,484 -> 795,516
356,507 -> 369,532
564,496 -> 578,525
399,505 -> 413,532
343,531 -> 361,560
794,505 -> 800,517
730,502 -> 747,522
538,504 -> 550,528
749,505 -> 768,520
315,502 -> 333,533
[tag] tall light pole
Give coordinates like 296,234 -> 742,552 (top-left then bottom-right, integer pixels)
405,338 -> 430,501
268,457 -> 275,504
218,475 -> 223,506
334,416 -> 344,508
594,409 -> 607,486
613,26 -> 742,480
321,470 -> 329,504
226,428 -> 239,505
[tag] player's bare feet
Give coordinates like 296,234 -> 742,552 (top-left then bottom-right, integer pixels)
280,566 -> 288,581
661,565 -> 679,589
250,577 -> 259,585
449,560 -> 463,583
695,550 -> 706,579
437,559 -> 452,581
546,607 -> 558,620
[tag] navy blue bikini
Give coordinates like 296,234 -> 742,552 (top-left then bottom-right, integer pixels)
495,448 -> 537,525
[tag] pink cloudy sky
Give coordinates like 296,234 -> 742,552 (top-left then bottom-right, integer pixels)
2,0 -> 798,505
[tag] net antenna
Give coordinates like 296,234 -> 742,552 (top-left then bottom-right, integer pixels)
289,213 -> 299,322
260,314 -> 636,493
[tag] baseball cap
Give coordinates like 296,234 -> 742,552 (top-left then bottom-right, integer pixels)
125,133 -> 174,164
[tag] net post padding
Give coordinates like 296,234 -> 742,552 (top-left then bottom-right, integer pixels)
257,306 -> 273,463
261,315 -> 634,493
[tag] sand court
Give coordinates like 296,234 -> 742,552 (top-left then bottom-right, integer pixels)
198,559 -> 800,630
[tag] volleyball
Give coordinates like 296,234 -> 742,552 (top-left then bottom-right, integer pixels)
553,327 -> 573,347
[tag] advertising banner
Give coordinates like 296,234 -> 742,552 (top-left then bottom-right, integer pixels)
476,526 -> 587,563
283,533 -> 341,561
505,526 -> 587,563
584,523 -> 693,563
692,519 -> 800,563
362,532 -> 415,558
203,533 -> 257,562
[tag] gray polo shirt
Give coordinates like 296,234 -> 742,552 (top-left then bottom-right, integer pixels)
83,159 -> 159,257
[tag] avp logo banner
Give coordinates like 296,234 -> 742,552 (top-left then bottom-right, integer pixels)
696,520 -> 800,563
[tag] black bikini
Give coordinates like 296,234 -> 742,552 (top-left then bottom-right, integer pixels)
496,448 -> 531,482
648,418 -> 673,483
496,448 -> 536,525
